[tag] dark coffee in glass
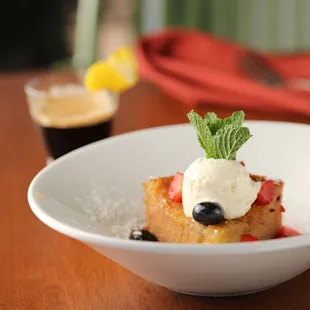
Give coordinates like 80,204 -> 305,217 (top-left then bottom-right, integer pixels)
25,73 -> 118,160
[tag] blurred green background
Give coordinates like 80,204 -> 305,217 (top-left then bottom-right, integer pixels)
2,0 -> 309,71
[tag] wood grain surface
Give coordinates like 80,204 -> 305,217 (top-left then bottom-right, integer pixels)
0,72 -> 310,310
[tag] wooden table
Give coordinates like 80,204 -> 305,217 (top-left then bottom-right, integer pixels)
1,72 -> 310,310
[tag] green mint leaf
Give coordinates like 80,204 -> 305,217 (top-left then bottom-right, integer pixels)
204,111 -> 244,136
205,112 -> 223,136
208,120 -> 223,135
187,110 -> 215,158
214,125 -> 252,160
205,112 -> 218,124
205,112 -> 222,135
222,111 -> 245,128
188,110 -> 251,160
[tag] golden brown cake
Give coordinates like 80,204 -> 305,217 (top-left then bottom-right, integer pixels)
144,175 -> 283,243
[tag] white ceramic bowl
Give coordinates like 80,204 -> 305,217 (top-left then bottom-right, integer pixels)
28,121 -> 310,296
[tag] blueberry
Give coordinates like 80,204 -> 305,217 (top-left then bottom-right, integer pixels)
192,202 -> 224,225
129,229 -> 158,241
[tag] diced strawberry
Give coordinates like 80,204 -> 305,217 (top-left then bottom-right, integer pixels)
255,180 -> 275,206
280,205 -> 285,212
276,226 -> 301,238
240,161 -> 245,167
168,173 -> 184,203
241,234 -> 258,242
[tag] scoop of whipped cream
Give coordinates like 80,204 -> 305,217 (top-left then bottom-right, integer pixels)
182,158 -> 261,220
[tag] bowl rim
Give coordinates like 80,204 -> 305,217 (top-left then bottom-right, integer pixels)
28,121 -> 310,255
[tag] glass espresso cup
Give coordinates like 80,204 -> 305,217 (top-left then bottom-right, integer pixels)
25,73 -> 118,160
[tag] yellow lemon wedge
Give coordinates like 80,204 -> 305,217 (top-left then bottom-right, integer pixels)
84,47 -> 138,92
108,47 -> 138,70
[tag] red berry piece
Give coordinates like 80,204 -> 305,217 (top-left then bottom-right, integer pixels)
241,234 -> 258,242
255,180 -> 275,206
280,205 -> 285,212
168,173 -> 184,203
276,226 -> 301,238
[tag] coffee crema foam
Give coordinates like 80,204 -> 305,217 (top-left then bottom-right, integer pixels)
28,84 -> 117,128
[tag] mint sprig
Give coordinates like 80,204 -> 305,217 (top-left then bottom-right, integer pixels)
187,110 -> 252,160
187,112 -> 215,158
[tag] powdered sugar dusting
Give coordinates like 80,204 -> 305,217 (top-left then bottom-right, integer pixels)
75,182 -> 146,239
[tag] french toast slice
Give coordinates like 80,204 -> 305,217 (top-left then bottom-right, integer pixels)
143,175 -> 283,243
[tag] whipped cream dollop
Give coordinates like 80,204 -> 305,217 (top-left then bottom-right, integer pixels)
182,158 -> 261,220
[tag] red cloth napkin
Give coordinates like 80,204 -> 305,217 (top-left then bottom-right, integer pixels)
136,28 -> 310,117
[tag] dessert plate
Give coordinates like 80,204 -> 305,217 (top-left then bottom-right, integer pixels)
28,121 -> 310,296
